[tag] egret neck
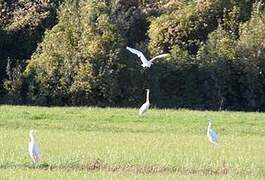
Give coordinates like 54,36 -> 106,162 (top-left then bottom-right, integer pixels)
146,89 -> 150,103
207,122 -> 211,132
29,132 -> 35,143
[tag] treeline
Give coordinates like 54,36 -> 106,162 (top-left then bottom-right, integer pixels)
1,0 -> 265,111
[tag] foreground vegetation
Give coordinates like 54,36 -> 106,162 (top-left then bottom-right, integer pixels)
0,106 -> 264,179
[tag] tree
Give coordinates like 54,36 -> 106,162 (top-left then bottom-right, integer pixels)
148,0 -> 228,56
110,0 -> 148,46
235,7 -> 265,110
25,0 -> 124,105
197,27 -> 238,110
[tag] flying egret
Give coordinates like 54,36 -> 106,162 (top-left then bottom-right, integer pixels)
207,120 -> 218,145
126,46 -> 169,68
139,89 -> 150,116
28,129 -> 40,164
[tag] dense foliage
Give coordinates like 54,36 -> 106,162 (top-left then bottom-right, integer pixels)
1,0 -> 265,110
24,1 -> 125,105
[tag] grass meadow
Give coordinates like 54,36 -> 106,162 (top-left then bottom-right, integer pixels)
0,105 -> 264,179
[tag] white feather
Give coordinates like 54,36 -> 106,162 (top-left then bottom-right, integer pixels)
126,47 -> 149,64
150,54 -> 170,62
139,102 -> 150,115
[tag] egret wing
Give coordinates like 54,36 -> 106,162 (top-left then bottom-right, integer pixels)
126,47 -> 148,64
34,144 -> 40,156
150,54 -> 170,62
28,143 -> 33,158
209,129 -> 218,142
29,143 -> 40,162
33,144 -> 40,162
139,102 -> 150,115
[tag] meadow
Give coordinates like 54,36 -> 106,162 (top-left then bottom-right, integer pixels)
0,105 -> 264,179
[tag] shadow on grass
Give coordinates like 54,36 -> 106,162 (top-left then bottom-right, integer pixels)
0,159 -> 264,176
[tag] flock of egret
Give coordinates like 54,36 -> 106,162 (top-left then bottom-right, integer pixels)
28,122 -> 218,163
126,46 -> 168,116
28,47 -> 218,164
126,46 -> 218,145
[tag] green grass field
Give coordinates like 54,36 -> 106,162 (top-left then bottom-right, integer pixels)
0,105 -> 264,179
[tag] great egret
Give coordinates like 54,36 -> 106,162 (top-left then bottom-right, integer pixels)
28,129 -> 40,163
139,89 -> 150,116
207,120 -> 218,145
126,46 -> 169,68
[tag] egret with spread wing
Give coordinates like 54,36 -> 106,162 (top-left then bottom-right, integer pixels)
207,120 -> 218,145
126,46 -> 169,68
28,129 -> 40,164
139,89 -> 150,116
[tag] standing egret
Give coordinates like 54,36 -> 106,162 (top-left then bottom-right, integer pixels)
28,129 -> 40,163
207,120 -> 218,145
126,46 -> 169,68
139,89 -> 150,116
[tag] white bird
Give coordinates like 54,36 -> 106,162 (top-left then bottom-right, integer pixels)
207,120 -> 218,145
139,89 -> 150,116
28,129 -> 40,164
126,46 -> 169,68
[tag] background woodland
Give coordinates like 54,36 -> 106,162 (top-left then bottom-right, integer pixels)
1,0 -> 265,111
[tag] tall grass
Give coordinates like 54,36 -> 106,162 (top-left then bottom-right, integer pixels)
0,105 -> 264,179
